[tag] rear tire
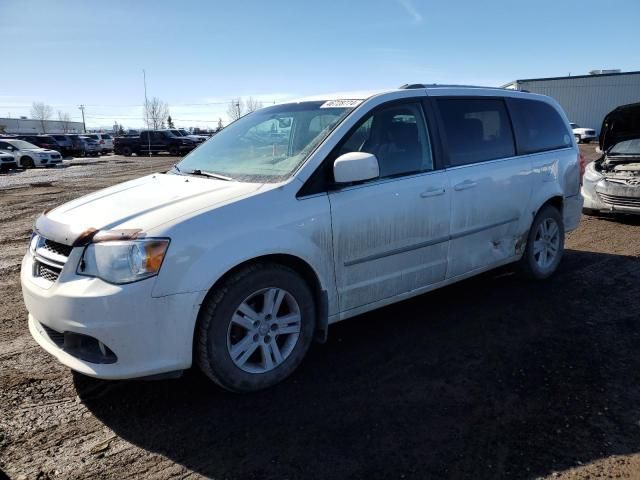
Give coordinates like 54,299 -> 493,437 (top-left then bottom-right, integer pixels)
575,134 -> 582,144
196,263 -> 316,392
520,204 -> 564,280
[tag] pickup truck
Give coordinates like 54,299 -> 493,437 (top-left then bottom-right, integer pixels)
113,130 -> 197,156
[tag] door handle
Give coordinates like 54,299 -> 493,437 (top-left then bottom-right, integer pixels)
420,187 -> 446,198
454,180 -> 477,191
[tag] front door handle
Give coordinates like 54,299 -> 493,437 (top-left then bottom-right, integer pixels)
454,180 -> 477,191
420,187 -> 446,198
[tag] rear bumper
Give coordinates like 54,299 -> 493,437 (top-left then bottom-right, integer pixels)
563,193 -> 584,231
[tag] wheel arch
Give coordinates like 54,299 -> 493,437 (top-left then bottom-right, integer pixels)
539,195 -> 563,215
194,253 -> 329,354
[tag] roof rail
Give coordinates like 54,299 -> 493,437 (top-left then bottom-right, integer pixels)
398,83 -> 426,89
399,83 -> 510,91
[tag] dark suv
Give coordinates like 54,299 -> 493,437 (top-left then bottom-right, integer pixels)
15,135 -> 62,152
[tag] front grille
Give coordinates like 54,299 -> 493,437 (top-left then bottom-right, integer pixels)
51,154 -> 61,159
42,239 -> 73,258
598,193 -> 640,208
35,261 -> 62,282
33,236 -> 72,284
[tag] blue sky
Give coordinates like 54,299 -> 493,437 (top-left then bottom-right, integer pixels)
1,0 -> 638,129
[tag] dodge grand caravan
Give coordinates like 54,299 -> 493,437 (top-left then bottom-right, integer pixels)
22,85 -> 583,392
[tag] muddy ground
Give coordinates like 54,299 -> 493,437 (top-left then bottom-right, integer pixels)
1,147 -> 640,479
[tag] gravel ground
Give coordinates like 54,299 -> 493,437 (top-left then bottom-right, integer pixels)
2,147 -> 640,479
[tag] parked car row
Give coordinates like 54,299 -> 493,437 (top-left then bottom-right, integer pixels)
0,133 -> 113,158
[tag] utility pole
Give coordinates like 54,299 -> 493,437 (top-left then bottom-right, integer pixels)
143,69 -> 151,157
78,105 -> 86,133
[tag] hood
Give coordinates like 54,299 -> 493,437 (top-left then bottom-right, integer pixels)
600,102 -> 640,152
38,173 -> 263,244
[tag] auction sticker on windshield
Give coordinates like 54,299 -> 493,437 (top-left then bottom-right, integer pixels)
320,99 -> 362,108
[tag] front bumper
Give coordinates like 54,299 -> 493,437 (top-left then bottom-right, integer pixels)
21,250 -> 202,379
582,178 -> 640,214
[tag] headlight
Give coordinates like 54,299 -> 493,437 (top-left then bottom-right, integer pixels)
583,164 -> 603,183
29,232 -> 39,254
38,153 -> 49,158
78,239 -> 170,284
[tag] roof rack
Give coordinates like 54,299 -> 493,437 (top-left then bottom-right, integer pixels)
398,83 -> 510,90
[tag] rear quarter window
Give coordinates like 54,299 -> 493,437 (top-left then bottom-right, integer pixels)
507,98 -> 572,154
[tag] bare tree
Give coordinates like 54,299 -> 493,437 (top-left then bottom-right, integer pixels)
227,97 -> 244,122
144,97 -> 169,130
245,97 -> 263,113
57,111 -> 72,133
31,102 -> 53,133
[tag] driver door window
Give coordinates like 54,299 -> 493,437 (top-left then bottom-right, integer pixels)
337,102 -> 434,178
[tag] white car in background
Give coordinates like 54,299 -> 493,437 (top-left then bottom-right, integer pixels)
84,133 -> 114,154
570,123 -> 597,144
0,139 -> 63,168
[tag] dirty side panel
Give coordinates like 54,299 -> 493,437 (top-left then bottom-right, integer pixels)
328,172 -> 450,312
446,156 -> 533,278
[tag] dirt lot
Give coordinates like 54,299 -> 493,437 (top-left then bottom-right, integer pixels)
2,147 -> 640,479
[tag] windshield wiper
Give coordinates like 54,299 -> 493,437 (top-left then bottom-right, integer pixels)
189,169 -> 233,181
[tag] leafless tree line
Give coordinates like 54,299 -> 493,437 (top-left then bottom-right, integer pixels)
226,96 -> 264,122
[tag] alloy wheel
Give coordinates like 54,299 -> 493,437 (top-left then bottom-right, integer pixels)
226,287 -> 302,374
533,218 -> 560,269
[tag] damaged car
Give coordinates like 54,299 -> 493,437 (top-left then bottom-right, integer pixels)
583,102 -> 640,215
22,85 -> 583,392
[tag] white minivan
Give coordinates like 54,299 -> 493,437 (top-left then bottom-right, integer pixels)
22,85 -> 584,392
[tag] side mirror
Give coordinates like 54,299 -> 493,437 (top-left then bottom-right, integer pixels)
333,152 -> 379,184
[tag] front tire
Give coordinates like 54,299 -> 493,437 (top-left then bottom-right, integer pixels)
196,263 -> 316,392
21,156 -> 35,169
169,146 -> 180,156
520,204 -> 564,280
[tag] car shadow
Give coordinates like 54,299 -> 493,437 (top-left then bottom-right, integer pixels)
76,249 -> 640,479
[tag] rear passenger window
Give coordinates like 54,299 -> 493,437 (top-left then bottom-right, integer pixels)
436,98 -> 515,166
508,98 -> 571,154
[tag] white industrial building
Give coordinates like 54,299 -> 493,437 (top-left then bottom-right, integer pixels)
0,117 -> 85,134
503,70 -> 640,134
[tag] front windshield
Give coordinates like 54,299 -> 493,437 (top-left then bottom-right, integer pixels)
169,129 -> 183,137
570,123 -> 579,129
609,138 -> 640,155
9,140 -> 38,149
178,129 -> 189,136
175,100 -> 357,182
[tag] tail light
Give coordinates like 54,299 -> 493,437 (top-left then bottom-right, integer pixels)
578,151 -> 586,185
